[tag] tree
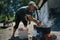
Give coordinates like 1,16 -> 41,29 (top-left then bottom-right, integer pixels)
0,0 -> 47,22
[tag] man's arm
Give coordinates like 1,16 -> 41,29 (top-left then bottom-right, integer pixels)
26,14 -> 42,26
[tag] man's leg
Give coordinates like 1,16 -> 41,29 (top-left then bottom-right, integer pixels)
12,20 -> 20,37
22,19 -> 28,30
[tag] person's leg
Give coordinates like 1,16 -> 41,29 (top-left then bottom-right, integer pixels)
12,21 -> 20,37
22,19 -> 28,30
12,19 -> 20,37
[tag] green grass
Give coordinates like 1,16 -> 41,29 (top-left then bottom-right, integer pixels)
0,14 -> 15,22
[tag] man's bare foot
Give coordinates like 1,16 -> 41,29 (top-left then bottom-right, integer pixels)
23,27 -> 28,30
19,27 -> 28,31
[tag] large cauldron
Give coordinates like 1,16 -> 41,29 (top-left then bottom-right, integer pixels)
34,25 -> 51,34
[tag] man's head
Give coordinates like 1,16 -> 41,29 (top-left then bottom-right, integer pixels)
28,1 -> 37,11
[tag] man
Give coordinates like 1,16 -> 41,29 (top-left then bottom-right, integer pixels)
11,1 -> 42,38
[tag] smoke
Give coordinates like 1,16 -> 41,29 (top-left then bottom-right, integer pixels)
46,18 -> 56,27
35,2 -> 56,27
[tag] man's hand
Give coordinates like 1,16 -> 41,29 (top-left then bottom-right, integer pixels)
37,20 -> 42,26
37,20 -> 44,26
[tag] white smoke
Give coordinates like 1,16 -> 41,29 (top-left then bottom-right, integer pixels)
46,18 -> 56,27
35,2 -> 56,27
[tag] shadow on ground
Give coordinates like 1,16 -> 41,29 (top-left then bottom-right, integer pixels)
1,27 -> 8,29
0,26 -> 11,29
8,36 -> 28,40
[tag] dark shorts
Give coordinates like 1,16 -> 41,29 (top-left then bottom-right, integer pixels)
14,14 -> 28,29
